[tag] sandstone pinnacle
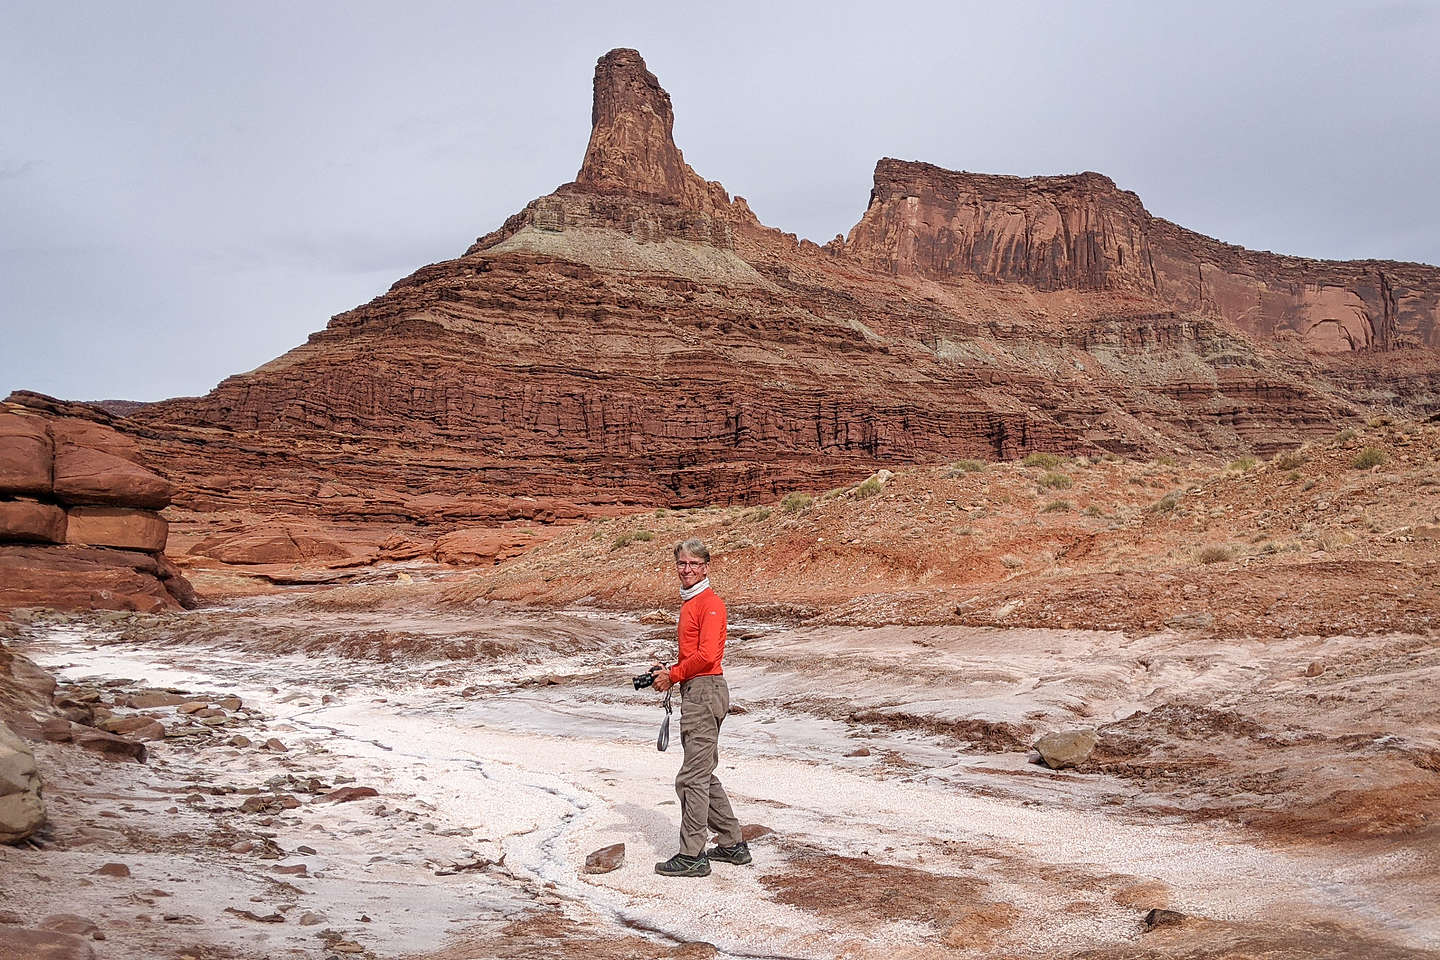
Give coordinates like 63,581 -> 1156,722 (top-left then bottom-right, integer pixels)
575,48 -> 708,204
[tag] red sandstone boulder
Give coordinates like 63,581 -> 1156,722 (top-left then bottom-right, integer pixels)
0,499 -> 67,544
52,445 -> 173,509
64,507 -> 168,553
49,418 -> 145,464
432,528 -> 537,565
0,412 -> 52,497
70,725 -> 147,762
0,545 -> 183,612
189,528 -> 351,564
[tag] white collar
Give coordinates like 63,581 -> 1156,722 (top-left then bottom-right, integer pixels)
680,578 -> 710,602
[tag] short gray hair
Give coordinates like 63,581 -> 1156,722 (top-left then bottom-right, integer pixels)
673,538 -> 711,562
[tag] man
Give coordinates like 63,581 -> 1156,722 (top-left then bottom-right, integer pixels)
651,538 -> 750,878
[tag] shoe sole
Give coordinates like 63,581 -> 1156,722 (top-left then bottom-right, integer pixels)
706,852 -> 752,865
655,865 -> 711,877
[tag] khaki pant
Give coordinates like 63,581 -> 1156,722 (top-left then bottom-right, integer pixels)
675,675 -> 743,856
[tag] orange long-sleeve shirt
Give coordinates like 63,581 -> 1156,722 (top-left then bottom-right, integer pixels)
669,587 -> 727,684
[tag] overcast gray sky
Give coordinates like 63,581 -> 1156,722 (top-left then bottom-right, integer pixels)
3,1 -> 1437,402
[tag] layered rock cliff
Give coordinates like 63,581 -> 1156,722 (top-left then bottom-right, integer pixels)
112,48 -> 1438,555
0,395 -> 194,612
840,159 -> 1440,353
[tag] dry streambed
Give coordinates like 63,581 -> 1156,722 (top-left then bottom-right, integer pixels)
2,598 -> 1436,959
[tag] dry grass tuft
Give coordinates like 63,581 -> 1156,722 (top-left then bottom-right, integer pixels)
1196,543 -> 1238,564
1352,447 -> 1387,470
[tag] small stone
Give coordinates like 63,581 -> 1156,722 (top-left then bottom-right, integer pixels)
318,786 -> 378,804
1034,729 -> 1098,770
296,845 -> 317,855
1304,661 -> 1326,677
1164,611 -> 1214,630
177,702 -> 210,714
229,840 -> 255,854
739,824 -> 773,841
1144,908 -> 1187,929
273,864 -> 308,876
127,691 -> 187,708
230,735 -> 252,748
39,915 -> 101,939
217,696 -> 243,711
298,912 -> 323,926
331,942 -> 365,954
845,747 -> 871,757
584,842 -> 625,874
93,862 -> 131,878
261,738 -> 287,752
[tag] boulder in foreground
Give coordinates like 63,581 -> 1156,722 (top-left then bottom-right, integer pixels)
0,720 -> 46,843
0,926 -> 95,960
1034,729 -> 1098,770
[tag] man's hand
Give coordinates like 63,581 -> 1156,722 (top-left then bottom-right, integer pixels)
653,667 -> 674,692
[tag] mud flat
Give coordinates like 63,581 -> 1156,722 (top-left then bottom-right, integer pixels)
3,591 -> 1437,959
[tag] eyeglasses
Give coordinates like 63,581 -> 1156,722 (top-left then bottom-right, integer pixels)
675,560 -> 708,569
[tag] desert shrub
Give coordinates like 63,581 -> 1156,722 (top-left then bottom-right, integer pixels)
780,492 -> 813,513
1228,456 -> 1257,471
1352,446 -> 1387,469
748,506 -> 772,523
1022,452 -> 1063,468
1335,428 -> 1357,442
1150,491 -> 1182,513
1042,500 -> 1073,513
999,554 -> 1024,569
1273,450 -> 1306,470
1083,505 -> 1104,517
653,508 -> 669,517
1153,454 -> 1180,467
855,477 -> 884,498
611,529 -> 655,549
949,459 -> 987,474
1039,472 -> 1072,489
1196,543 -> 1237,564
955,526 -> 975,536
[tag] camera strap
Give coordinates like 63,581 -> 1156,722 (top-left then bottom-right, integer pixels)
657,686 -> 672,752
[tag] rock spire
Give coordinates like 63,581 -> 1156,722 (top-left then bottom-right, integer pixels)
574,48 -> 722,210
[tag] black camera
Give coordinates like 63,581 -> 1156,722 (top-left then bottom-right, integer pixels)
633,667 -> 661,690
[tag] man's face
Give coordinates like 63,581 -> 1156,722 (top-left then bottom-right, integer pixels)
675,551 -> 709,589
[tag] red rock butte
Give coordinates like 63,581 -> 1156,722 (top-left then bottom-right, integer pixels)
16,47 -> 1435,549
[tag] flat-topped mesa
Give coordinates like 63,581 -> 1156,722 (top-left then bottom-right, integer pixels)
839,158 -> 1440,353
841,159 -> 1155,292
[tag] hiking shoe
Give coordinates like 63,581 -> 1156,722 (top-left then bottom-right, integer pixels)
705,841 -> 752,865
654,853 -> 711,877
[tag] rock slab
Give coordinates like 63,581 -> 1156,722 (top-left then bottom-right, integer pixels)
0,720 -> 45,843
1035,729 -> 1098,770
584,842 -> 625,874
0,927 -> 96,960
